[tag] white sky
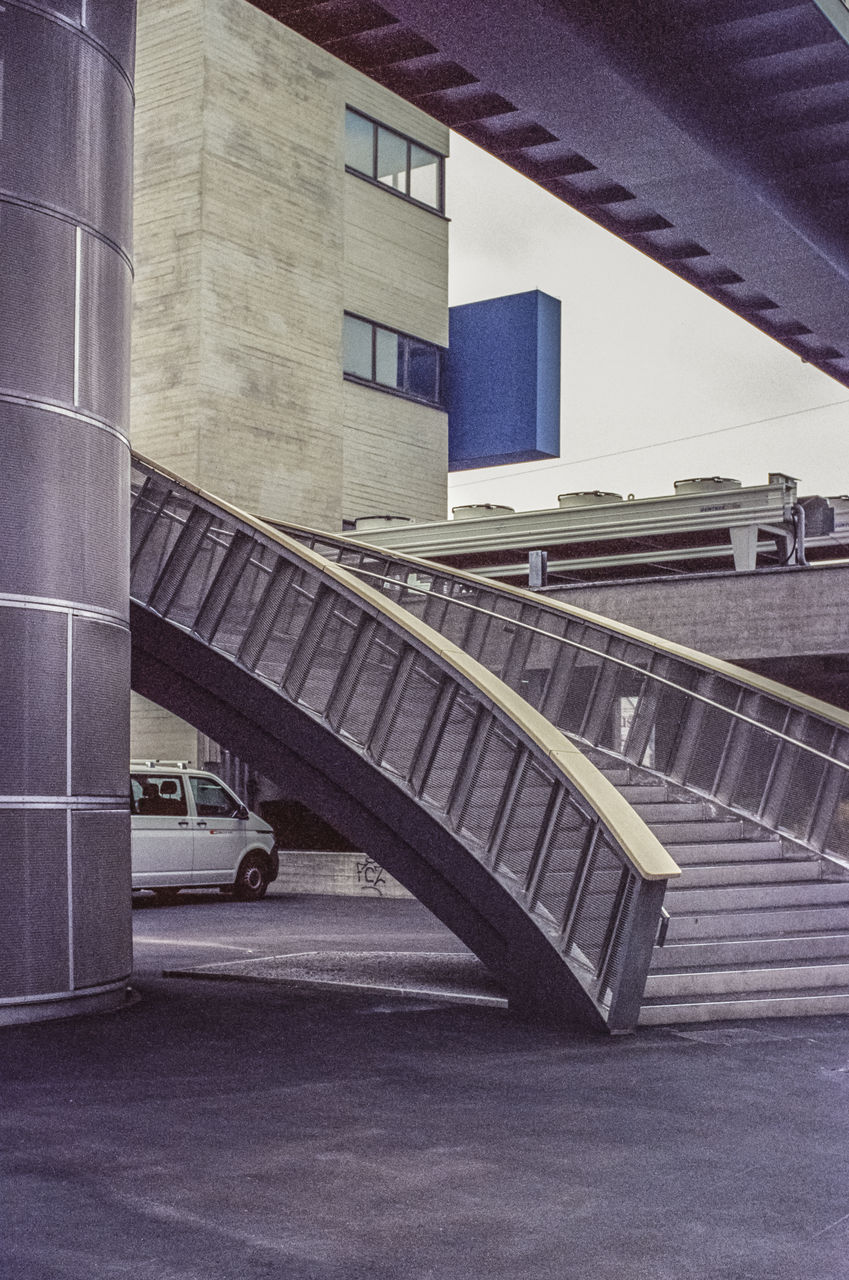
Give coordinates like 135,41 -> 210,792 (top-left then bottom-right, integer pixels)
445,134 -> 849,514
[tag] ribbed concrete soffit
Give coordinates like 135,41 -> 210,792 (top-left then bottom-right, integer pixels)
252,0 -> 849,388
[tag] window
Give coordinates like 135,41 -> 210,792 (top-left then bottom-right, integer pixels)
189,776 -> 243,818
131,774 -> 188,817
344,107 -> 445,213
343,314 -> 444,406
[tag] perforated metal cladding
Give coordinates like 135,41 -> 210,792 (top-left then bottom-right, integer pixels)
166,523 -> 235,631
458,726 -> 520,849
779,719 -> 836,840
0,202 -> 75,402
0,608 -> 67,795
491,759 -> 554,884
730,694 -> 787,815
421,691 -> 478,811
71,810 -> 132,988
569,836 -> 627,971
71,619 -> 131,796
209,540 -> 278,660
377,658 -> 443,779
476,612 -> 524,681
557,652 -> 604,737
0,406 -> 129,610
297,602 -> 360,716
254,575 -> 316,684
131,491 -> 193,604
433,596 -> 475,649
0,810 -> 69,997
532,798 -> 592,930
336,628 -> 402,746
83,2 -> 137,77
597,875 -> 635,996
0,4 -> 133,250
78,231 -> 132,431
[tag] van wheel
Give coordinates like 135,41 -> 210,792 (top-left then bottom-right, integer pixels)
233,853 -> 268,902
152,888 -> 181,905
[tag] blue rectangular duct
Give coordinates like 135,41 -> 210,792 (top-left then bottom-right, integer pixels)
446,290 -> 561,470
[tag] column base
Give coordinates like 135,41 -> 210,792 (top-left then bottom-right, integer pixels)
0,979 -> 136,1027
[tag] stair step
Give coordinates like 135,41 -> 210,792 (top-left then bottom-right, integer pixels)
665,903 -> 849,941
631,802 -> 712,822
651,932 -> 849,970
639,987 -> 849,1025
649,820 -> 748,844
669,840 -> 785,865
666,880 -> 849,914
645,960 -> 849,999
610,785 -> 670,803
676,860 -> 821,888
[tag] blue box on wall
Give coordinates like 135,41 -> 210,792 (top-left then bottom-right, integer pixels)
446,290 -> 561,470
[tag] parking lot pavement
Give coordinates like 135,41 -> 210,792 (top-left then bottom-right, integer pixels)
3,896 -> 849,1280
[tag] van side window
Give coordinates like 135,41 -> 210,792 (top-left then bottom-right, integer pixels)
190,776 -> 242,818
130,774 -> 188,817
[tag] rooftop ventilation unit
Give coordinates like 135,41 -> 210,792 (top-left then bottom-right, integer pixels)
557,490 -> 623,509
673,476 -> 741,495
354,515 -> 414,532
451,503 -> 515,520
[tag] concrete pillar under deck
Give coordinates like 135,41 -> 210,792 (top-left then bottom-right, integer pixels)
0,2 -> 136,1022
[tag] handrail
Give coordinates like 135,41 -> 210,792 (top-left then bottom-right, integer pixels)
250,506 -> 849,858
130,454 -> 686,1031
129,451 -> 673,881
261,512 -> 849,732
318,561 -> 849,773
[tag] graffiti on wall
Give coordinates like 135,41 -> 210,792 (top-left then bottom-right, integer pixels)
356,856 -> 388,895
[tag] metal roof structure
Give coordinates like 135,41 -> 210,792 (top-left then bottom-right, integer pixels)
336,475 -> 849,583
252,0 -> 849,389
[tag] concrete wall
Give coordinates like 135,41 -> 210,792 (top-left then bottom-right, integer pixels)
274,851 -> 412,899
131,0 -> 450,763
549,563 -> 849,708
550,564 -> 849,662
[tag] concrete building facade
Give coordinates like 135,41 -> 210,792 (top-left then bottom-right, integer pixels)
131,0 -> 450,764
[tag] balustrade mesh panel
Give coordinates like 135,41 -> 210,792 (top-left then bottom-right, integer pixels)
569,836 -> 625,972
778,719 -> 836,841
728,694 -> 787,815
492,759 -> 556,886
213,544 -> 284,660
166,523 -> 233,630
296,602 -> 360,717
336,628 -> 401,747
375,657 -> 442,780
825,772 -> 849,856
420,692 -> 478,811
457,726 -> 520,850
250,571 -> 304,682
131,492 -> 187,604
533,798 -> 592,931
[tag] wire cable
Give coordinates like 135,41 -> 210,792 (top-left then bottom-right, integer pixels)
448,397 -> 849,492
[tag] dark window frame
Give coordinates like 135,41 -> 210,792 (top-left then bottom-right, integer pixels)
343,312 -> 445,409
344,106 -> 446,215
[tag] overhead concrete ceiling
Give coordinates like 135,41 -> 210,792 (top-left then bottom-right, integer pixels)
250,0 -> 849,390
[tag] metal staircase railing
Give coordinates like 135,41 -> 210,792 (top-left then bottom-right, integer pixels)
269,519 -> 849,863
130,455 -> 679,1032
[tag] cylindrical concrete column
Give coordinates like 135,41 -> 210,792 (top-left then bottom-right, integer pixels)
0,1 -> 136,1022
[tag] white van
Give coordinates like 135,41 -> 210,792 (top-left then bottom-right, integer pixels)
130,762 -> 278,904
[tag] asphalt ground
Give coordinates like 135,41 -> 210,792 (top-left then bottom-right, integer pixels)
2,893 -> 849,1279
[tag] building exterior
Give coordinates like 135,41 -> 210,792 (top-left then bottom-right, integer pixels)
130,0 -> 450,764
